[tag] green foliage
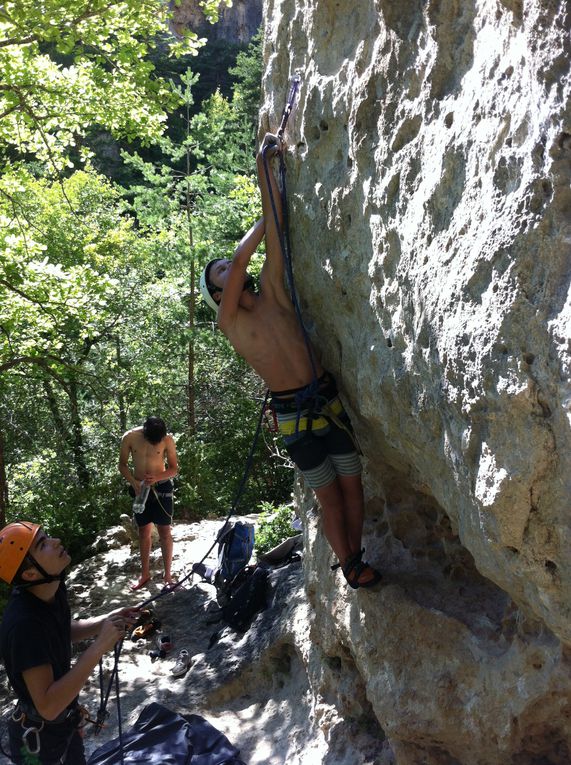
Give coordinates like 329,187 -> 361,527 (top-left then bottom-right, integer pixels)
255,501 -> 297,556
0,0 -> 231,171
229,30 -> 263,141
0,19 -> 293,562
0,168 -> 148,373
0,166 -> 162,553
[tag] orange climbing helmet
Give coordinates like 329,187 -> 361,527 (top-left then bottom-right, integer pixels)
0,521 -> 41,584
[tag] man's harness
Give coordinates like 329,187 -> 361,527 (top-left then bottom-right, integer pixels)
271,374 -> 361,453
11,699 -> 92,762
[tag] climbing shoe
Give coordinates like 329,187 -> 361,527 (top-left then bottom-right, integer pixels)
157,634 -> 173,653
332,550 -> 382,590
170,649 -> 191,677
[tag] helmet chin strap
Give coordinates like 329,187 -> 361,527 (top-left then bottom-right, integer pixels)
15,555 -> 65,589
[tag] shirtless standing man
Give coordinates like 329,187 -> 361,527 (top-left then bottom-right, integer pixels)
199,134 -> 381,589
119,416 -> 178,591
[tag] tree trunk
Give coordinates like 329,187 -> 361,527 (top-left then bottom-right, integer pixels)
0,428 -> 8,526
116,335 -> 127,434
43,377 -> 90,489
186,99 -> 196,436
68,377 -> 90,489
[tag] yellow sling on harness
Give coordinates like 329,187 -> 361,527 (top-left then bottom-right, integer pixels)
276,396 -> 344,435
276,397 -> 362,454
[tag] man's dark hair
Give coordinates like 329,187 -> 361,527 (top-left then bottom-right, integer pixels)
205,259 -> 223,297
143,416 -> 167,445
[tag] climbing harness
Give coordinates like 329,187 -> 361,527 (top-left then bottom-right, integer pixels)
133,479 -> 174,518
150,484 -> 174,518
4,702 -> 87,764
270,374 -> 362,454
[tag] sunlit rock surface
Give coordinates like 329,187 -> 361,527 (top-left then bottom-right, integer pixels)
1,4 -> 567,765
259,0 -> 571,762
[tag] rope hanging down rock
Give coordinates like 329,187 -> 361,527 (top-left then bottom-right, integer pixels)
261,73 -> 320,386
92,74 -> 304,760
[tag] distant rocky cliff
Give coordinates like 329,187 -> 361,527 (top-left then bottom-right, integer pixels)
259,1 -> 571,763
170,0 -> 262,43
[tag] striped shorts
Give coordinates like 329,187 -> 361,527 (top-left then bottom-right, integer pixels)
270,373 -> 362,489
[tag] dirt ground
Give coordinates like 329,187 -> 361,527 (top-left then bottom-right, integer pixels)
0,516 -> 322,765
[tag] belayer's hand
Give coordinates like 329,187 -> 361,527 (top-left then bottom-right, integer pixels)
96,615 -> 129,652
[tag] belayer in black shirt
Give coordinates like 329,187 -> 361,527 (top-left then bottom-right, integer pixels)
0,521 -> 138,764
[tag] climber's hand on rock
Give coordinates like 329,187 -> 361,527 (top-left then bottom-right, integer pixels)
260,132 -> 282,158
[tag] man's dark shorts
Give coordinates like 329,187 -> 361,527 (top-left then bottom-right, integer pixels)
271,372 -> 362,489
129,479 -> 173,527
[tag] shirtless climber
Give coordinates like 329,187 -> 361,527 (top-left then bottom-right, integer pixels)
199,133 -> 381,589
119,416 -> 178,590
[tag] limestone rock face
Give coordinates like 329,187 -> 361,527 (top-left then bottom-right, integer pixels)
260,0 -> 571,762
170,0 -> 262,43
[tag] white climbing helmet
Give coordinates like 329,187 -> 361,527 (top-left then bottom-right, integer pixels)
199,259 -> 221,314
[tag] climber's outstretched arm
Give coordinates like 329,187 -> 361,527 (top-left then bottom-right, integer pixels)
218,218 -> 264,329
256,133 -> 285,292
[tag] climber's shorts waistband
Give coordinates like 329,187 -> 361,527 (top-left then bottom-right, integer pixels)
270,372 -> 343,436
270,371 -> 329,399
270,372 -> 361,488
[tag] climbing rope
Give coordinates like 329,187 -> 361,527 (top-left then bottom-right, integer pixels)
0,75 -> 303,765
93,388 -> 270,748
92,74 -> 305,757
263,74 -> 359,447
261,73 -> 320,387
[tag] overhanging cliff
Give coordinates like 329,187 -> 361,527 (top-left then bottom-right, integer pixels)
259,1 -> 571,762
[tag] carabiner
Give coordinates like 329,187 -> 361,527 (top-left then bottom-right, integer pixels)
22,721 -> 44,756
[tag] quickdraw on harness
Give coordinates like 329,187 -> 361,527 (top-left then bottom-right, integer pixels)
6,702 -> 89,764
263,401 -> 279,433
